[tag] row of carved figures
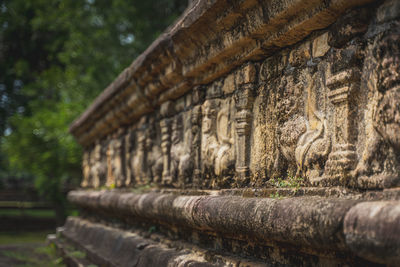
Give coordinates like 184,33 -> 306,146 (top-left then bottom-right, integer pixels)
81,27 -> 400,189
82,97 -> 238,188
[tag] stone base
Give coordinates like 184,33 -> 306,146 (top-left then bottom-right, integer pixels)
52,218 -> 216,267
53,188 -> 400,266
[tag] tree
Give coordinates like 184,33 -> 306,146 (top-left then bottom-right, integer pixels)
0,0 -> 187,223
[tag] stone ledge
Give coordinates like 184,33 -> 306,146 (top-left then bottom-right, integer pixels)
68,190 -> 400,264
344,201 -> 400,266
60,217 -> 219,267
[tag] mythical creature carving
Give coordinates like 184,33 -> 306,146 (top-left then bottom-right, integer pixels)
201,99 -> 235,185
354,26 -> 400,188
295,77 -> 331,181
170,113 -> 193,186
146,118 -> 163,183
276,74 -> 331,182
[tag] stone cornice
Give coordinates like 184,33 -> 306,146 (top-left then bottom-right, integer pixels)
69,0 -> 375,147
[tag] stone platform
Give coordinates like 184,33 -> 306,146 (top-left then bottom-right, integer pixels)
55,0 -> 400,265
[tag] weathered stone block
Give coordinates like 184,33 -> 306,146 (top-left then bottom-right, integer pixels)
312,32 -> 330,58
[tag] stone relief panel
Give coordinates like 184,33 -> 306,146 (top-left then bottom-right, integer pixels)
105,131 -> 125,187
81,150 -> 91,188
80,7 -> 400,190
132,118 -> 149,185
294,73 -> 331,183
201,97 -> 235,187
90,141 -> 106,188
170,112 -> 193,187
124,127 -> 135,186
146,116 -> 163,184
354,24 -> 400,188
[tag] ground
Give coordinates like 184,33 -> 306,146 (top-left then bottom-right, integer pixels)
0,231 -> 64,267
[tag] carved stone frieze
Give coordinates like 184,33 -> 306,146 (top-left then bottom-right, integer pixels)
66,2 -> 400,266
74,1 -> 400,191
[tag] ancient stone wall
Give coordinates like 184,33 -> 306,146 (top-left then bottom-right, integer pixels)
53,0 -> 400,266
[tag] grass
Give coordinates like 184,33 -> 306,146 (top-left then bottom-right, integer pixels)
0,231 -> 51,245
0,244 -> 65,267
0,201 -> 50,209
0,209 -> 55,218
268,172 -> 306,190
0,231 -> 65,267
268,172 -> 306,199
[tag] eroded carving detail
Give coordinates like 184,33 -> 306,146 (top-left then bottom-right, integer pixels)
160,101 -> 174,185
295,76 -> 331,182
146,117 -> 163,184
354,26 -> 400,188
170,113 -> 193,187
132,119 -> 148,185
191,105 -> 202,186
234,86 -> 255,184
201,99 -> 235,187
81,150 -> 91,188
91,141 -> 106,188
324,45 -> 362,185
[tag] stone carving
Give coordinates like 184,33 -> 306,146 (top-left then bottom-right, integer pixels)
124,129 -> 133,186
81,150 -> 91,188
170,113 -> 193,187
100,139 -> 108,186
146,117 -> 163,184
76,2 -> 399,191
106,132 -> 124,187
90,141 -> 106,188
201,99 -> 235,186
234,87 -> 255,184
295,76 -> 331,182
276,73 -> 331,183
160,102 -> 174,185
132,119 -> 148,185
106,136 -> 113,187
191,105 -> 202,186
323,45 -> 362,185
354,26 -> 400,188
275,75 -> 306,177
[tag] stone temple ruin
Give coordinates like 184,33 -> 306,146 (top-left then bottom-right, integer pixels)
51,0 -> 400,266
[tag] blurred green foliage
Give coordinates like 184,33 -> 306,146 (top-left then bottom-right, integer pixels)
0,0 -> 187,222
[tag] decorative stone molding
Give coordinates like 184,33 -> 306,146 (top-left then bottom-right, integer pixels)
62,0 -> 400,266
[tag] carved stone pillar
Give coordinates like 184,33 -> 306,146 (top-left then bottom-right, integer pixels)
124,129 -> 134,186
191,105 -> 202,186
160,101 -> 174,185
106,137 -> 114,187
160,119 -> 172,185
235,86 -> 255,183
81,150 -> 91,188
135,130 -> 147,184
324,61 -> 360,185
